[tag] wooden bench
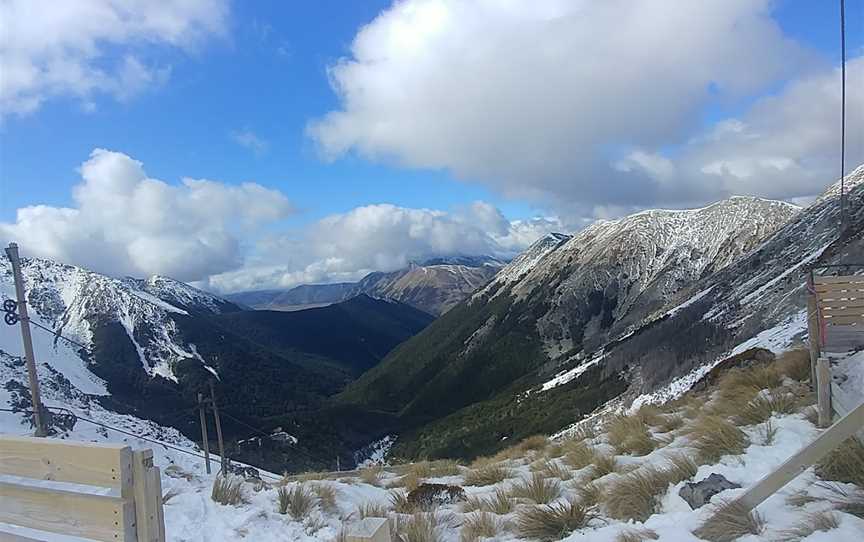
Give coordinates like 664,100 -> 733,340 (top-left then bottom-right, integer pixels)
0,435 -> 165,542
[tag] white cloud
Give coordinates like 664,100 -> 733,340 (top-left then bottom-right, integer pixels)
308,0 -> 812,212
204,202 -> 566,293
231,129 -> 270,155
0,149 -> 293,282
0,0 -> 228,115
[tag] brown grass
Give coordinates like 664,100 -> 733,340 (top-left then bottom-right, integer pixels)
774,349 -> 812,382
392,512 -> 443,542
562,442 -> 598,470
459,512 -> 505,542
535,459 -> 574,481
822,483 -> 864,519
603,467 -> 669,522
688,415 -> 750,463
430,459 -> 461,477
359,465 -> 384,486
388,471 -> 423,491
277,485 -> 316,518
390,489 -> 416,514
634,405 -> 666,427
211,476 -> 243,506
785,489 -> 818,508
776,510 -> 840,541
615,527 -> 659,542
693,500 -> 764,542
606,415 -> 657,456
516,501 -> 596,541
662,452 -> 698,482
574,481 -> 604,507
463,464 -> 512,487
485,488 -> 514,514
311,483 -> 338,513
737,391 -> 799,425
591,452 -> 620,478
816,436 -> 864,487
356,502 -> 389,519
509,473 -> 562,504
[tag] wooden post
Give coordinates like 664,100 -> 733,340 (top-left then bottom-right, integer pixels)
198,393 -> 211,475
806,281 -> 821,387
817,356 -> 832,428
209,379 -> 227,476
132,449 -> 166,542
731,398 -> 864,513
4,243 -> 47,437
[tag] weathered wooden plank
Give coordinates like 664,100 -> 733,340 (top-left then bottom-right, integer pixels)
817,357 -> 832,428
807,294 -> 820,385
812,275 -> 864,285
821,307 -> 864,317
131,450 -> 165,542
818,295 -> 864,305
822,315 -> 864,326
0,436 -> 133,497
347,517 -> 391,542
0,476 -> 137,542
0,521 -> 99,541
734,398 -> 864,513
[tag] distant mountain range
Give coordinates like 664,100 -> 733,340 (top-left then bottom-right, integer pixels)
226,255 -> 506,315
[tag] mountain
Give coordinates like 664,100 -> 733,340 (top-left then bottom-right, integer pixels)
226,256 -> 505,315
0,259 -> 432,471
335,195 -> 806,458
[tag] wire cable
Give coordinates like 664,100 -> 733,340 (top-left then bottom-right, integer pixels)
839,0 -> 847,230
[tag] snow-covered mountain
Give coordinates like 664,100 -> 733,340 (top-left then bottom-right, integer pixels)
229,256 -> 506,315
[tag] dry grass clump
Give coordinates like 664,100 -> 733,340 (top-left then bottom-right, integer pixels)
562,442 -> 598,470
211,475 -> 243,506
606,415 -> 657,456
356,502 -> 389,519
737,391 -> 799,425
615,527 -> 659,542
662,453 -> 698,482
459,512 -> 506,542
485,488 -> 514,514
603,467 -> 669,522
430,459 -> 461,477
822,483 -> 864,519
390,489 -> 416,514
407,461 -> 434,478
574,481 -> 604,507
461,495 -> 484,513
815,436 -> 864,487
359,465 -> 384,486
785,489 -> 819,508
518,434 -> 550,452
277,485 -> 316,518
688,415 -> 750,463
509,473 -> 562,504
388,471 -> 423,491
311,483 -> 338,513
463,464 -> 512,487
534,459 -> 573,481
296,470 -> 331,482
774,349 -> 812,382
776,510 -> 840,541
516,501 -> 596,541
634,404 -> 666,427
591,452 -> 620,478
392,512 -> 446,542
657,414 -> 684,434
693,500 -> 765,542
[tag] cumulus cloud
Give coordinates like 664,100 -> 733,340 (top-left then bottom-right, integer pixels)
307,0 -> 840,214
203,202 -> 566,293
0,149 -> 293,282
231,129 -> 270,155
0,0 -> 228,115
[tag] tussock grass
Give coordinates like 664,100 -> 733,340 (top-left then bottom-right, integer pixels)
459,512 -> 505,542
606,415 -> 657,456
591,452 -> 620,478
775,349 -> 812,382
311,483 -> 338,513
785,489 -> 818,508
657,414 -> 684,434
356,502 -> 388,518
518,434 -> 550,453
634,405 -> 666,427
615,527 -> 659,542
603,467 -> 669,522
516,501 -> 595,541
688,415 -> 750,463
662,452 -> 698,482
574,481 -> 604,507
758,418 -> 778,446
509,473 -> 561,504
823,483 -> 864,519
393,512 -> 443,542
777,511 -> 840,541
693,500 -> 764,542
388,471 -> 423,491
359,465 -> 384,486
390,489 -> 416,514
296,470 -> 331,482
562,442 -> 597,470
535,459 -> 573,481
430,459 -> 461,477
277,485 -> 316,518
463,464 -> 512,486
485,488 -> 514,514
816,436 -> 864,487
461,495 -> 484,513
408,461 -> 434,478
211,475 -> 243,506
737,391 -> 798,425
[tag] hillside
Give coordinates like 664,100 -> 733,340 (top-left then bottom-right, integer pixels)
227,256 -> 505,315
335,196 -> 799,448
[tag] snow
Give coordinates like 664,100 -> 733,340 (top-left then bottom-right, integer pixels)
664,286 -> 714,318
539,352 -> 606,393
740,242 -> 831,305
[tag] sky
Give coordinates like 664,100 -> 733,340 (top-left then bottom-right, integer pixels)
0,0 -> 862,293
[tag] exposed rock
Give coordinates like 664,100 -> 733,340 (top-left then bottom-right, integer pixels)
407,483 -> 467,509
679,474 -> 741,509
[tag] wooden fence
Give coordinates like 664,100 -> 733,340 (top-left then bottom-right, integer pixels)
0,435 -> 165,542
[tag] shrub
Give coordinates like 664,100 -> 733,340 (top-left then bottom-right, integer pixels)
359,465 -> 384,486
463,464 -> 512,486
616,528 -> 659,542
278,485 -> 316,518
777,511 -> 840,541
606,415 -> 657,456
562,442 -> 597,470
693,500 -> 765,542
211,475 -> 243,506
509,473 -> 561,504
688,415 -> 750,463
816,437 -> 864,487
459,512 -> 504,542
516,501 -> 595,541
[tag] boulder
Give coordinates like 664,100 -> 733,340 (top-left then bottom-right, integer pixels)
407,483 -> 467,509
679,473 -> 741,509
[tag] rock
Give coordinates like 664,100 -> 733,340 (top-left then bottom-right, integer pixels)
407,483 -> 467,509
679,474 -> 741,509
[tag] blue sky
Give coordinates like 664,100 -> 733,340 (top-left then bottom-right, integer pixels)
0,0 -> 861,291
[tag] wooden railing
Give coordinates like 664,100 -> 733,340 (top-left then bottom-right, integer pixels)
0,435 -> 165,542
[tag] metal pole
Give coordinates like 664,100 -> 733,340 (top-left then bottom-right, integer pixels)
209,379 -> 227,476
198,393 -> 211,474
4,243 -> 47,437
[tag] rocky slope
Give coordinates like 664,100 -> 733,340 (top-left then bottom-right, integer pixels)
228,256 -> 505,315
335,194 -> 816,458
